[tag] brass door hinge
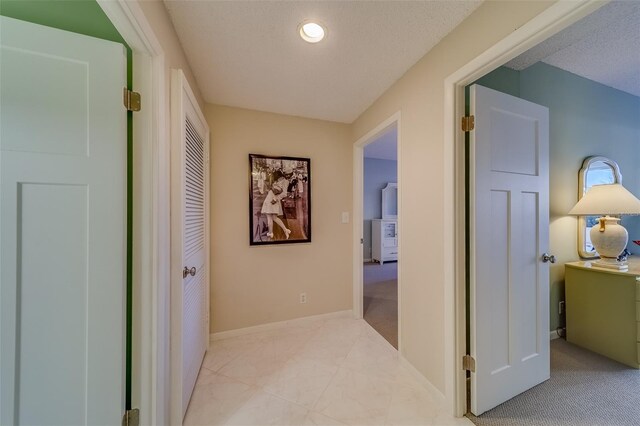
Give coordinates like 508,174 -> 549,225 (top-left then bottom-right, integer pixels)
461,115 -> 475,132
463,355 -> 476,372
122,408 -> 139,426
123,88 -> 141,112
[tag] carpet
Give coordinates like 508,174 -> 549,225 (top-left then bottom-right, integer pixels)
468,338 -> 640,426
363,262 -> 398,349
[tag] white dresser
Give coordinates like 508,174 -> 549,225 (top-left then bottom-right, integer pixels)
372,219 -> 398,264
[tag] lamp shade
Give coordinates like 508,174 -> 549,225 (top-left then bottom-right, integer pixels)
569,183 -> 640,216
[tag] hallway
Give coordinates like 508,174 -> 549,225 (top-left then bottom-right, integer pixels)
184,315 -> 470,425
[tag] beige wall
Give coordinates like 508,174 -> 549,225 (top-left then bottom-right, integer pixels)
138,0 -> 204,109
351,1 -> 554,393
206,105 -> 353,332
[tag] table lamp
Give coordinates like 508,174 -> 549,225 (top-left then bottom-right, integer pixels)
569,183 -> 640,270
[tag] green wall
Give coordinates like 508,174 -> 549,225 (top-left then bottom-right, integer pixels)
470,63 -> 640,333
1,0 -> 134,408
0,0 -> 127,46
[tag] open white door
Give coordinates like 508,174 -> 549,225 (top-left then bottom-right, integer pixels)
1,17 -> 126,425
170,69 -> 210,423
469,84 -> 550,415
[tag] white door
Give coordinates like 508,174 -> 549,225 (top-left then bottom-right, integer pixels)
170,70 -> 210,423
0,17 -> 126,425
469,84 -> 550,415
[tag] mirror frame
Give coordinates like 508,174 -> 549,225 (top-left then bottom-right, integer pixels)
381,182 -> 398,220
577,156 -> 622,259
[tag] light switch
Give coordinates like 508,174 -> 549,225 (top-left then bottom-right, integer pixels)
341,212 -> 350,223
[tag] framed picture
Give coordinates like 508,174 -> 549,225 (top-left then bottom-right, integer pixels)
249,154 -> 311,245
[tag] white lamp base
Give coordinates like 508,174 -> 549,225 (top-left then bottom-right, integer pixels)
590,216 -> 628,257
590,257 -> 629,272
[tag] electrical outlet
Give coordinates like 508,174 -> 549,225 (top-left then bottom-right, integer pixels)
300,292 -> 307,304
559,301 -> 565,315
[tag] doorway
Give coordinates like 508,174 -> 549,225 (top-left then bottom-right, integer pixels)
353,113 -> 400,350
362,127 -> 398,348
459,1 -> 640,422
452,0 -> 634,420
1,1 -> 169,424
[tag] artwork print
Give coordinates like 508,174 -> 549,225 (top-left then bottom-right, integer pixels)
249,154 -> 311,245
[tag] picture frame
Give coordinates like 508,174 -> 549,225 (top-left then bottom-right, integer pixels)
249,154 -> 311,245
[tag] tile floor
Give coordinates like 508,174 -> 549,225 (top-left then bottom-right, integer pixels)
184,315 -> 472,426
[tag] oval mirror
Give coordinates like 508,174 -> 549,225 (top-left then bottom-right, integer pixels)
577,156 -> 622,258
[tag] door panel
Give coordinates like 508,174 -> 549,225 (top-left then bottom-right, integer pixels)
489,109 -> 539,176
470,84 -> 550,415
1,17 -> 126,425
17,183 -> 88,425
2,48 -> 88,155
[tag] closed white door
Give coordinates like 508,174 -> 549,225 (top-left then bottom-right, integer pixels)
0,17 -> 126,425
170,70 -> 210,423
469,84 -> 550,415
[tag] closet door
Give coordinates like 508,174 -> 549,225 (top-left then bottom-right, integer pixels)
170,69 -> 210,423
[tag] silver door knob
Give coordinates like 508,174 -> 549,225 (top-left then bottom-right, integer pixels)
542,253 -> 556,263
183,266 -> 197,278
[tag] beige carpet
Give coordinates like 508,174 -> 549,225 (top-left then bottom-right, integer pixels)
363,262 -> 398,349
468,338 -> 640,426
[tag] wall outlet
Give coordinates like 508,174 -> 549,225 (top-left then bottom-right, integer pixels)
559,301 -> 565,315
300,292 -> 307,304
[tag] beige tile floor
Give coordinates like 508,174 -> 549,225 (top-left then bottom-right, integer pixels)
184,315 -> 472,426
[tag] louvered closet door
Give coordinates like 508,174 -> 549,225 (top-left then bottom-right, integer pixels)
171,69 -> 210,423
181,115 -> 207,413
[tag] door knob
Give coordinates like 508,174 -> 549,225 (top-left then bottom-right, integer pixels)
542,253 -> 556,263
183,266 -> 197,278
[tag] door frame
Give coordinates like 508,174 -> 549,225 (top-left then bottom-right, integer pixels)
352,112 -> 401,348
96,2 -> 168,425
444,0 -> 606,416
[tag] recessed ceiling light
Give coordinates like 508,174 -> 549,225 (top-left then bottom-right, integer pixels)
299,21 -> 326,43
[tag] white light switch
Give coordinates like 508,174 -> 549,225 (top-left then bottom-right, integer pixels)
341,212 -> 349,223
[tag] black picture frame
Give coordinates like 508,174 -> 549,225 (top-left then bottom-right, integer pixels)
249,154 -> 311,245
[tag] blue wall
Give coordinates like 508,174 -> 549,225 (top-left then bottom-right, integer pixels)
363,158 -> 397,260
474,63 -> 640,331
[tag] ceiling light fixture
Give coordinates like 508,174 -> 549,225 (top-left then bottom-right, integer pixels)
299,21 -> 326,43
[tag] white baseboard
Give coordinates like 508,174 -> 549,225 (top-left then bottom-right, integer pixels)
210,309 -> 353,341
550,330 -> 560,340
399,354 -> 446,404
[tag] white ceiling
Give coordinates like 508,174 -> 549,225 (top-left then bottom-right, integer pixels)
164,0 -> 482,123
364,125 -> 397,161
505,1 -> 640,97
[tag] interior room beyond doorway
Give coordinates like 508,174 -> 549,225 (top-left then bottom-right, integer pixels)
363,126 -> 398,348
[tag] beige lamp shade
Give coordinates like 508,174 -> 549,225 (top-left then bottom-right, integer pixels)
569,184 -> 640,216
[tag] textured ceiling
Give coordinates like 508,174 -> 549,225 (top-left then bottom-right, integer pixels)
365,126 -> 397,161
505,1 -> 640,97
164,0 -> 482,123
